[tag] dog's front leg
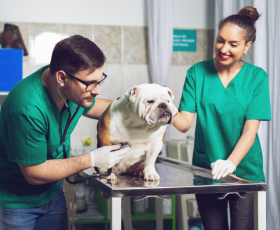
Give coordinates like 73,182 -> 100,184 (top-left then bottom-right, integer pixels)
143,143 -> 162,181
99,168 -> 117,181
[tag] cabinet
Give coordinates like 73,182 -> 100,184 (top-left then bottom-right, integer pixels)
0,49 -> 23,92
73,186 -> 176,230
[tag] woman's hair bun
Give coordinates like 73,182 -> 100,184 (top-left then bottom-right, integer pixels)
238,6 -> 260,24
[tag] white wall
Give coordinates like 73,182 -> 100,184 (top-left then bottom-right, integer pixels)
174,0 -> 215,29
0,0 -> 215,29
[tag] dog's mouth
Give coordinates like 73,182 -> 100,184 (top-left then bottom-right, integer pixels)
158,109 -> 172,124
146,103 -> 173,125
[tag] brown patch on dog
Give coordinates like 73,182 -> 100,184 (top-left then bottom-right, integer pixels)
162,131 -> 166,142
97,104 -> 112,148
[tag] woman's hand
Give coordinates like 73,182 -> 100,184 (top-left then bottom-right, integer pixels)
210,159 -> 236,180
211,120 -> 260,180
170,102 -> 178,118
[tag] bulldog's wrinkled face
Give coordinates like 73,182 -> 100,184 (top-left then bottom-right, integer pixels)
124,83 -> 174,126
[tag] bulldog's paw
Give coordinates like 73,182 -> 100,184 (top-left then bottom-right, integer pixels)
144,180 -> 160,187
143,167 -> 160,181
106,173 -> 117,182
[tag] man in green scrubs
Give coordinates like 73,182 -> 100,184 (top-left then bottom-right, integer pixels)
0,35 -> 130,230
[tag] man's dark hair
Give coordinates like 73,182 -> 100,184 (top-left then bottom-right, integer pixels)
50,35 -> 106,75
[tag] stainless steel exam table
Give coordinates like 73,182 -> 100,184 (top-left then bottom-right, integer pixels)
81,156 -> 267,230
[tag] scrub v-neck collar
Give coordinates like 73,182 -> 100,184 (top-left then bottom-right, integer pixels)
212,59 -> 247,89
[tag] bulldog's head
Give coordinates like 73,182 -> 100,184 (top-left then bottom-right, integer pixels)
124,83 -> 174,126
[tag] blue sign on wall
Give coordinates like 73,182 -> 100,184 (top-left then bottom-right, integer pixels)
173,29 -> 197,52
0,49 -> 23,92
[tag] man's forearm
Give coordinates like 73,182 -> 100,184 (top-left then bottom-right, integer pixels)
83,98 -> 113,119
19,153 -> 92,185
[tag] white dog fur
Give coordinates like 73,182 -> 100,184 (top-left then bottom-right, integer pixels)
97,83 -> 175,181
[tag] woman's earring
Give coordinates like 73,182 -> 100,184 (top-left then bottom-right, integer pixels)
244,52 -> 246,56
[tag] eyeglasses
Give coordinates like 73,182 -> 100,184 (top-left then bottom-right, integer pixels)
65,71 -> 107,92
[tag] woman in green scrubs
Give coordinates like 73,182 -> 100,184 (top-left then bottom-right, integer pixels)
172,6 -> 271,230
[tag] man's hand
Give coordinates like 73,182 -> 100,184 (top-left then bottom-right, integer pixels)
83,98 -> 112,119
90,145 -> 131,168
210,159 -> 236,180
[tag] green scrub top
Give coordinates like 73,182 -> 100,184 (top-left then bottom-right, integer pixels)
0,65 -> 95,209
179,59 -> 271,182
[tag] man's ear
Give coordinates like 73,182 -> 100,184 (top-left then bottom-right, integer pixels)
124,86 -> 139,102
164,87 -> 174,100
56,70 -> 66,85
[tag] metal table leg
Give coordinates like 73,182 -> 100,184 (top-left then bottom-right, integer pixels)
254,191 -> 266,230
156,198 -> 163,230
122,197 -> 132,230
110,196 -> 122,230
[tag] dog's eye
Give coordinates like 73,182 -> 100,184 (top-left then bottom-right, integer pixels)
147,100 -> 154,104
167,101 -> 170,103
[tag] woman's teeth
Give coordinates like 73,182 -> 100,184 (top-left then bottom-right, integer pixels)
219,53 -> 231,60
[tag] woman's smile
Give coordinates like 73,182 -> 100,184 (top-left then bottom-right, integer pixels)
219,52 -> 232,60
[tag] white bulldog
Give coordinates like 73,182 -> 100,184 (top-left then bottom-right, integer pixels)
96,83 -> 176,181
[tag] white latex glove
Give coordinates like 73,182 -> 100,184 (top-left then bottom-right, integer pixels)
90,144 -> 130,168
210,159 -> 236,180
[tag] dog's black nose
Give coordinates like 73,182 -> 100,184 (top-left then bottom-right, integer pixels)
158,103 -> 167,109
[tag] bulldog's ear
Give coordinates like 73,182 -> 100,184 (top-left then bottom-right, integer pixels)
124,86 -> 139,102
164,87 -> 174,100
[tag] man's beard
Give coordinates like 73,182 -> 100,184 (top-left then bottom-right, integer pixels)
63,82 -> 95,108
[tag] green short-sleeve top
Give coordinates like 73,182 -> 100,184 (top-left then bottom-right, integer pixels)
0,65 -> 95,209
179,59 -> 271,182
